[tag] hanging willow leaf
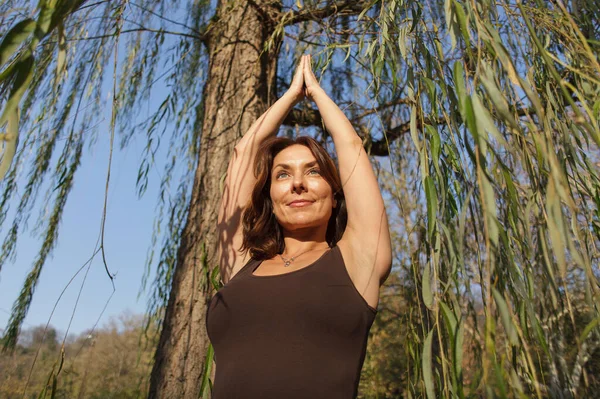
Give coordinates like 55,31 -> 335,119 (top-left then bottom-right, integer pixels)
423,328 -> 435,399
453,0 -> 470,43
0,103 -> 18,180
35,0 -> 58,38
440,301 -> 457,340
0,18 -> 35,66
453,61 -> 466,119
471,93 -> 508,148
479,168 -> 499,247
444,0 -> 457,50
546,178 -> 567,277
0,55 -> 34,180
424,176 -> 437,240
579,317 -> 600,343
454,318 -> 464,390
492,288 -> 519,346
55,22 -> 66,85
480,63 -> 519,130
422,263 -> 434,310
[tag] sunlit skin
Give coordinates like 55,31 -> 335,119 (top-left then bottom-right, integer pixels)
270,145 -> 337,241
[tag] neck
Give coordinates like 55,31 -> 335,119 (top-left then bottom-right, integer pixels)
281,226 -> 329,255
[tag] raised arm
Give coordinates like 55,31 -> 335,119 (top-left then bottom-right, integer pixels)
217,59 -> 305,283
303,55 -> 392,285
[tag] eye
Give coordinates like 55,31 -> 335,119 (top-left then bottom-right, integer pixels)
308,168 -> 321,175
275,171 -> 289,179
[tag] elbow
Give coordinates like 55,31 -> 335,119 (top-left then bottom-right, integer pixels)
375,247 -> 393,285
233,142 -> 246,157
376,259 -> 392,285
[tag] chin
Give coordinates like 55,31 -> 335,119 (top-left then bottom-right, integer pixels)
280,218 -> 328,231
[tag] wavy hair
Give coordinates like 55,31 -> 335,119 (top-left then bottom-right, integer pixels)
241,136 -> 347,260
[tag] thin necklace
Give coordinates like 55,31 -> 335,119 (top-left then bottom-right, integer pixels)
279,245 -> 329,267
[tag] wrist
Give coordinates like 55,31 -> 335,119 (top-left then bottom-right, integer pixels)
282,90 -> 302,106
308,87 -> 327,101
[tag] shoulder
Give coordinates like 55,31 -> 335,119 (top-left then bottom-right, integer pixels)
223,253 -> 257,284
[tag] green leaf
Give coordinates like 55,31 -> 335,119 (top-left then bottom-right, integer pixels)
0,19 -> 35,66
423,328 -> 436,399
471,92 -> 508,148
357,2 -> 373,21
480,63 -> 519,130
492,288 -> 519,346
55,22 -> 67,84
210,264 -> 222,291
453,61 -> 466,119
479,169 -> 499,246
409,105 -> 420,151
453,0 -> 470,43
440,301 -> 457,339
426,125 -> 441,162
546,179 -> 566,276
579,317 -> 600,343
36,0 -> 59,38
454,319 -> 464,387
424,176 -> 438,240
422,263 -> 434,310
0,55 -> 34,180
200,343 -> 215,398
398,25 -> 409,60
0,102 -> 19,180
444,0 -> 457,50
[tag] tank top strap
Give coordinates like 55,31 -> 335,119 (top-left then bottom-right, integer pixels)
228,257 -> 260,282
329,244 -> 378,314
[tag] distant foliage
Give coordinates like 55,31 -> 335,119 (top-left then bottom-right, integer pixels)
0,313 -> 156,399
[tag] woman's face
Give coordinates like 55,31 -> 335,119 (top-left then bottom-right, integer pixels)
270,145 -> 336,233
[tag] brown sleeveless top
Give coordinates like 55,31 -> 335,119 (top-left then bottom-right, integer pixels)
206,245 -> 377,399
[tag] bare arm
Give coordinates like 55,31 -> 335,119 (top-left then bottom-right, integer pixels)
304,56 -> 392,284
217,60 -> 306,283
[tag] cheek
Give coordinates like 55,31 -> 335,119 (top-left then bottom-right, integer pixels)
311,182 -> 333,202
270,183 -> 287,205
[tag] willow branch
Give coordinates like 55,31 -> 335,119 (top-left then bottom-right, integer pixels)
283,0 -> 373,26
283,108 -> 321,127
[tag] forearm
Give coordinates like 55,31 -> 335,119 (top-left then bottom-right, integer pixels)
310,88 -> 361,146
236,92 -> 297,150
219,91 -> 297,232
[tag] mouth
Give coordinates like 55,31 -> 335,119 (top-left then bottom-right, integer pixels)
288,200 -> 314,207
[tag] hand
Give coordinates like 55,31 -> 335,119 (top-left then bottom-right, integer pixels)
302,54 -> 323,101
286,55 -> 306,105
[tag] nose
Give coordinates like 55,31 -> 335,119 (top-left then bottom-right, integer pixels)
291,173 -> 306,193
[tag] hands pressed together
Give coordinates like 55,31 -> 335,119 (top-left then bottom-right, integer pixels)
287,54 -> 323,105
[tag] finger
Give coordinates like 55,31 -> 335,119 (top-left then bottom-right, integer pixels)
302,54 -> 310,76
296,56 -> 303,76
292,56 -> 304,84
303,55 -> 318,84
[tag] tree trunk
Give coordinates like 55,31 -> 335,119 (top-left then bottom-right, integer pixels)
148,1 -> 280,397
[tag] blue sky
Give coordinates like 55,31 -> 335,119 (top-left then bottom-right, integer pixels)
0,3 -> 184,339
0,127 -> 162,337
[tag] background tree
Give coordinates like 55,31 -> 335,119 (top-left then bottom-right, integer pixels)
1,0 -> 599,398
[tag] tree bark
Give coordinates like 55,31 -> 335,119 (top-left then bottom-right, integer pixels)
148,1 -> 280,397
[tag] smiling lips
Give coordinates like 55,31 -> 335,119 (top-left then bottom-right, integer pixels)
288,200 -> 314,207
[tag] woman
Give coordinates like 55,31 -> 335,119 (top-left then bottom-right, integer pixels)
207,55 -> 392,398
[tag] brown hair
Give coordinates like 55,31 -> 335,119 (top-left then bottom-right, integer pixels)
241,136 -> 347,260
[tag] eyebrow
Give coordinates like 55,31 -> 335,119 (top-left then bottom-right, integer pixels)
273,160 -> 318,170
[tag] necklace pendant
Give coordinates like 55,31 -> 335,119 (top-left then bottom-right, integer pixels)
284,260 -> 291,267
